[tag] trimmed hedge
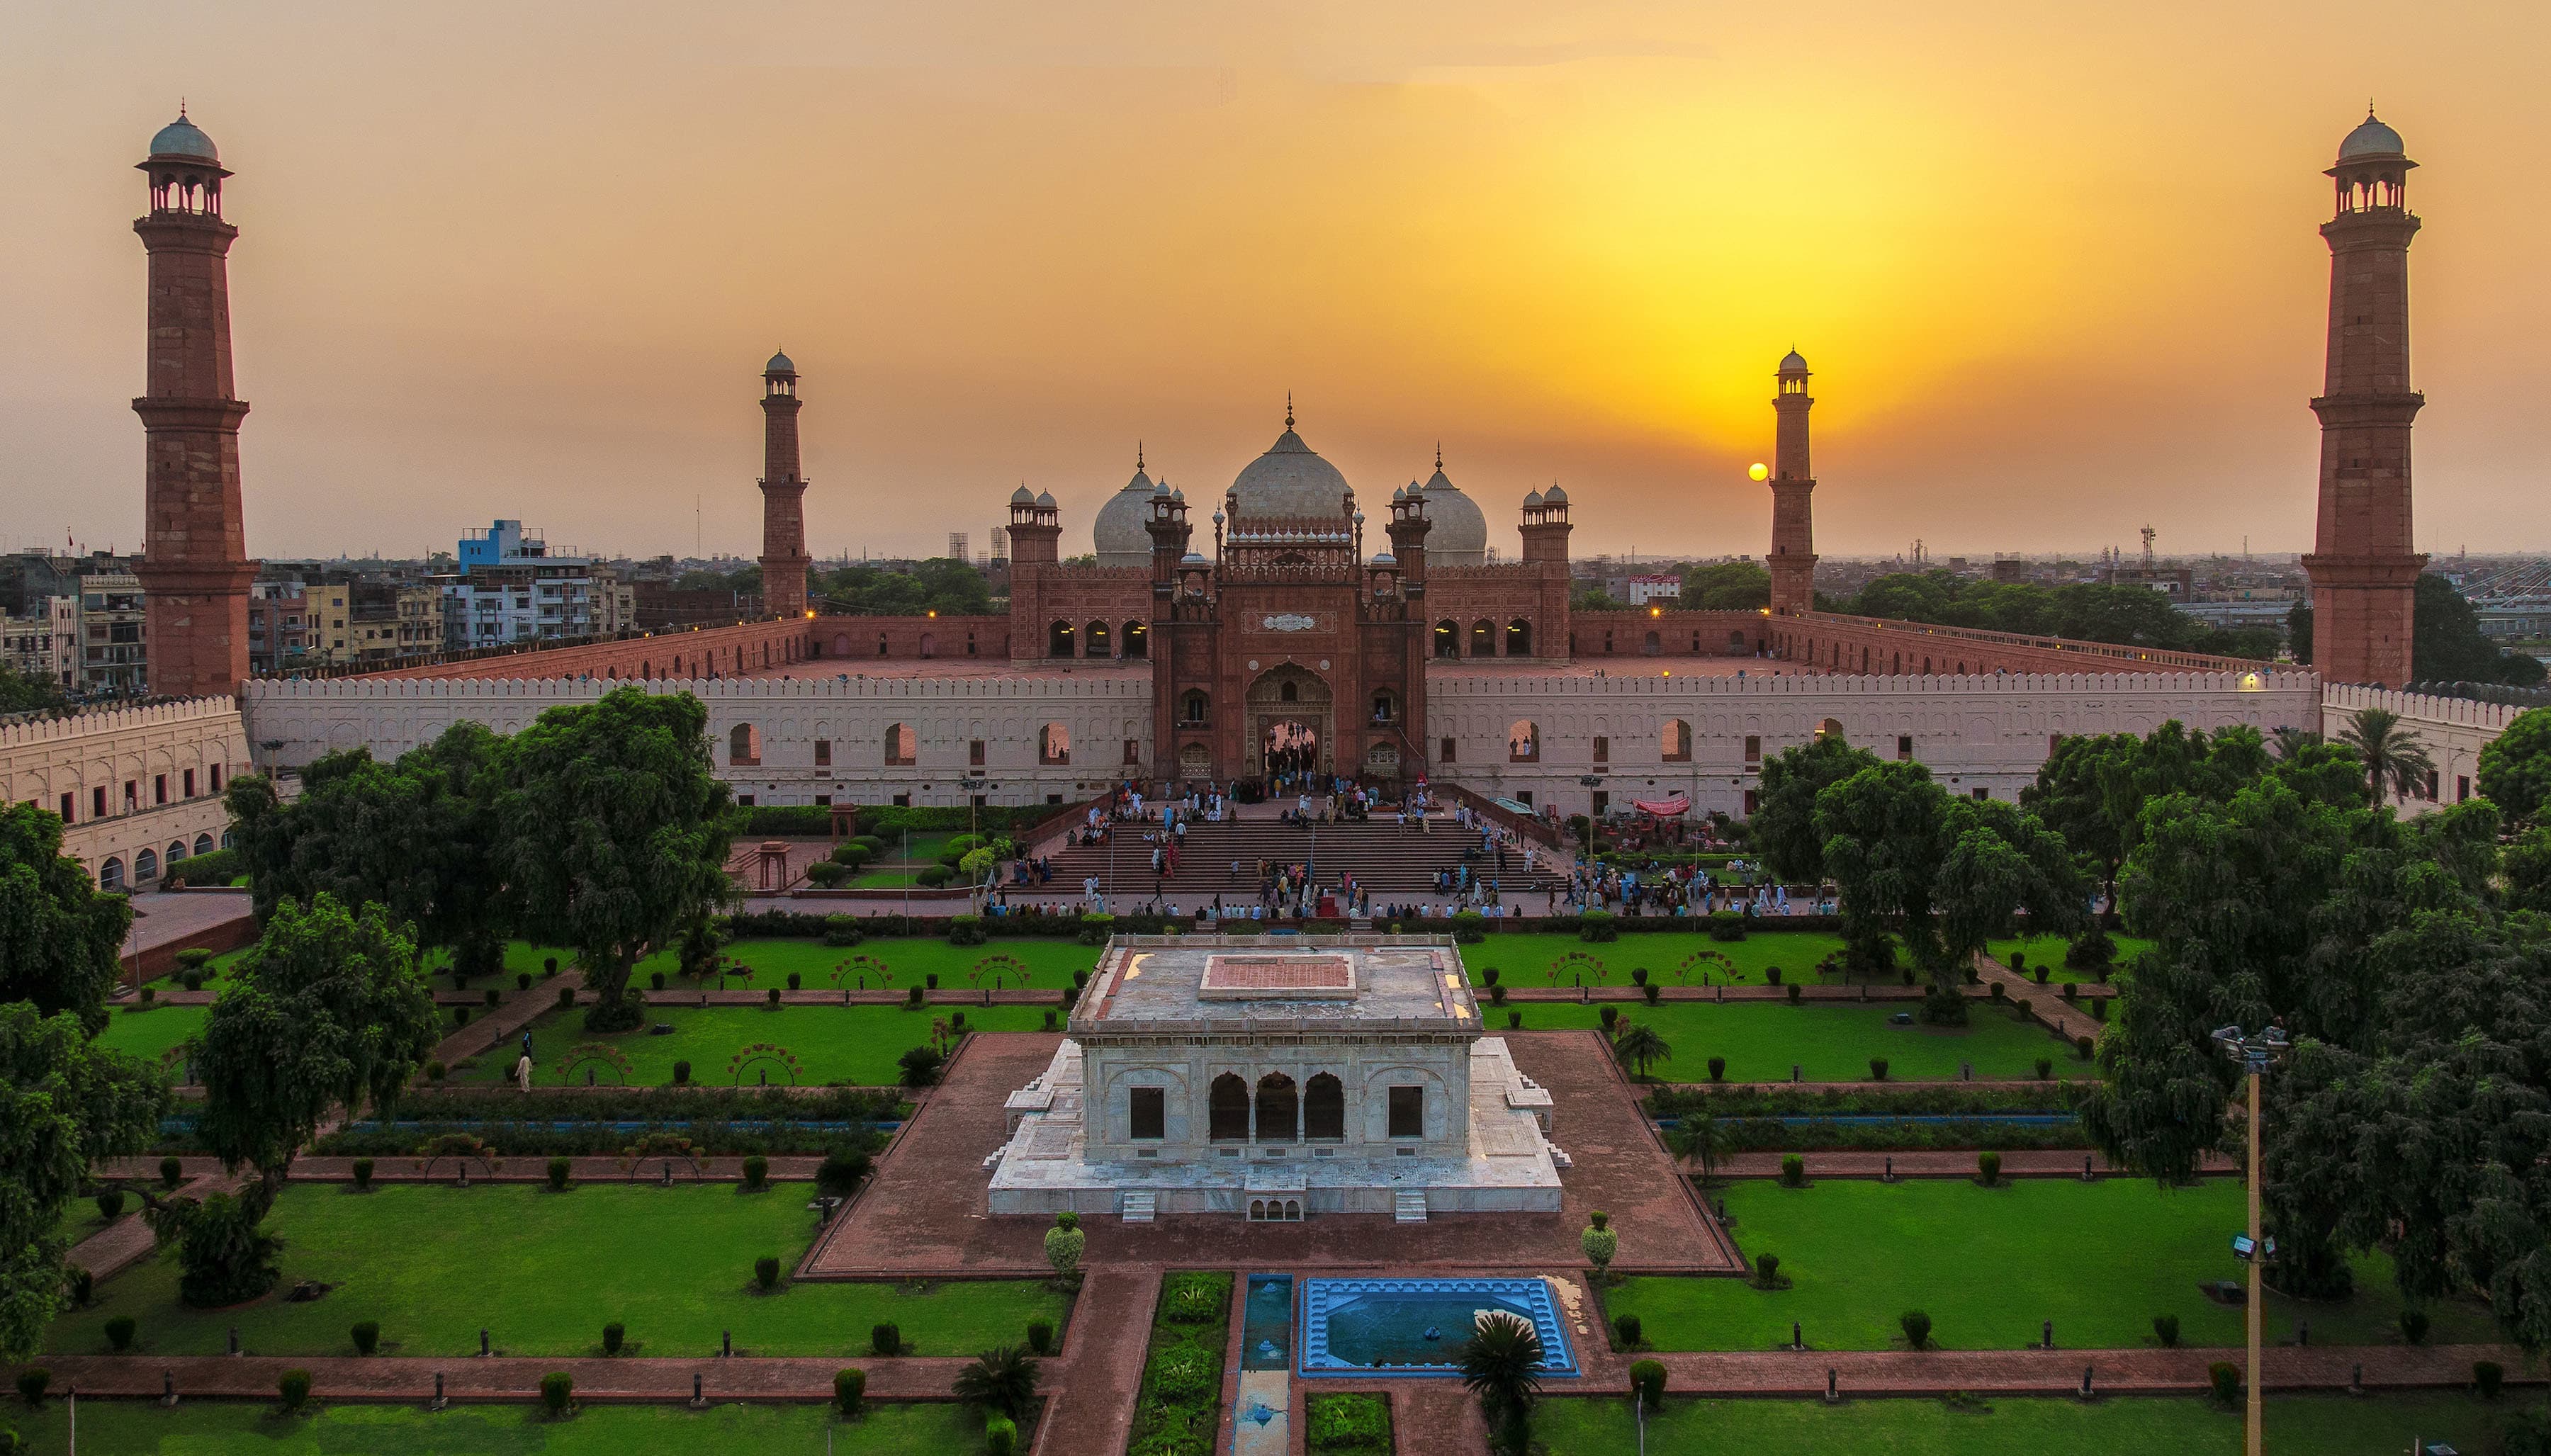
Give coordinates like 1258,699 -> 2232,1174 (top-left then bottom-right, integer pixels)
307,1087 -> 903,1158
160,847 -> 245,888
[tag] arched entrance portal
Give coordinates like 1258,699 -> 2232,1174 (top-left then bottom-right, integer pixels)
1246,665 -> 1332,780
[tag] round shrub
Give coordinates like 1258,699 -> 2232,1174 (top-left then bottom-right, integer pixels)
453,1006 -> 469,1027
278,1369 -> 312,1411
1027,1317 -> 1056,1355
2153,1313 -> 2180,1348
906,985 -> 926,1007
16,1368 -> 48,1406
2400,1308 -> 2431,1345
540,1372 -> 573,1416
1482,966 -> 1501,987
872,1322 -> 901,1356
1643,982 -> 1661,1005
351,1320 -> 379,1355
519,972 -> 534,991
767,987 -> 782,1008
138,985 -> 155,1005
1631,966 -> 1649,986
1900,1310 -> 1932,1350
1490,984 -> 1507,1005
651,971 -> 666,991
1708,1056 -> 1726,1082
556,986 -> 574,1009
1764,966 -> 1783,986
602,1322 -> 625,1355
104,1315 -> 135,1352
2074,1034 -> 2095,1059
672,1060 -> 691,1085
2060,981 -> 2077,1001
64,1267 -> 90,1307
1779,1155 -> 1805,1188
782,971 -> 804,992
2035,1057 -> 2054,1081
755,1255 -> 781,1291
176,947 -> 214,970
179,968 -> 205,992
951,1010 -> 967,1032
1507,1010 -> 1523,1029
925,973 -> 940,991
743,1155 -> 770,1191
1599,1006 -> 1619,1032
2208,1361 -> 2241,1405
985,1415 -> 1018,1456
2036,967 -> 2051,986
2477,1360 -> 2506,1399
1868,1059 -> 1888,1081
546,1157 -> 571,1192
1989,981 -> 2005,1001
1614,1312 -> 1643,1347
1753,1252 -> 1781,1289
915,864 -> 953,888
159,1156 -> 184,1189
425,1061 -> 446,1083
1786,982 -> 1803,1004
483,988 -> 500,1008
818,1148 -> 873,1198
1977,1151 -> 2003,1186
834,1367 -> 866,1416
1628,1358 -> 1667,1408
544,956 -> 559,974
351,1158 -> 374,1191
95,1188 -> 126,1221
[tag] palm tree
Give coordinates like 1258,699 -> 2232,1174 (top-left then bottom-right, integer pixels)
1460,1310 -> 1545,1456
1611,1022 -> 1672,1082
953,1345 -> 1040,1420
2337,707 -> 2437,804
2269,725 -> 2323,762
1667,1112 -> 1733,1186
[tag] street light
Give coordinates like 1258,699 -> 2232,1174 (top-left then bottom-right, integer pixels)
2212,1019 -> 2290,1456
961,774 -> 989,912
1577,774 -> 1604,896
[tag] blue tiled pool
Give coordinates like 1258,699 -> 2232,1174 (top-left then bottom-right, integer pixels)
1242,1273 -> 1294,1371
1297,1277 -> 1577,1378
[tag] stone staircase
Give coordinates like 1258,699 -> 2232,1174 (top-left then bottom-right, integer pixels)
1024,816 -> 1570,901
1120,1190 -> 1156,1223
1394,1190 -> 1431,1223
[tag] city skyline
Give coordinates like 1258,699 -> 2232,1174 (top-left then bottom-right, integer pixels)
4,4 -> 2548,563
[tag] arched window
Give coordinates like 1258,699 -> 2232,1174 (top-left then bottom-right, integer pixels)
730,723 -> 762,766
1048,620 -> 1074,658
1434,620 -> 1460,659
1256,1073 -> 1298,1142
1178,743 -> 1212,774
1280,679 -> 1298,704
1643,631 -> 1661,653
1040,723 -> 1071,765
1507,618 -> 1532,656
884,724 -> 918,767
877,633 -> 890,655
193,833 -> 215,856
220,829 -> 236,850
1370,690 -> 1397,726
1729,630 -> 1748,653
1662,719 -> 1693,762
1122,621 -> 1147,659
166,839 -> 188,865
918,633 -> 935,659
135,848 -> 159,882
1181,691 -> 1210,726
99,857 -> 124,891
1816,718 -> 1844,743
1304,1073 -> 1345,1140
1086,621 -> 1111,657
1508,720 -> 1539,763
1470,619 -> 1496,656
1209,1074 -> 1250,1141
832,633 -> 852,658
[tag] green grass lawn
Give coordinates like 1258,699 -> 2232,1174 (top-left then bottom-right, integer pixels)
483,1005 -> 1060,1088
45,1183 -> 1063,1360
1466,930 -> 1851,986
1506,1002 -> 2085,1083
2,1399 -> 1001,1455
95,1003 -> 208,1063
1985,933 -> 2151,985
1607,1179 -> 2501,1352
629,937 -> 1096,993
1537,1392 -> 2520,1455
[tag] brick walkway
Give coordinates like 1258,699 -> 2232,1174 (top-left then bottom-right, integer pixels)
1973,951 -> 2110,1042
28,1353 -> 972,1402
1640,1341 -> 2535,1396
432,969 -> 585,1068
1028,1263 -> 1160,1456
1711,1149 -> 2238,1180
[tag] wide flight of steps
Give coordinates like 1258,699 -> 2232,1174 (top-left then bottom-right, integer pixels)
1018,814 -> 1571,902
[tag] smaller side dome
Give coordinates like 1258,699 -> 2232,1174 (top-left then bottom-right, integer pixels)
1010,485 -> 1035,504
1035,490 -> 1057,508
2338,111 -> 2406,161
764,349 -> 796,375
148,113 -> 218,162
1523,489 -> 1544,508
1779,349 -> 1810,373
1181,551 -> 1209,565
1370,551 -> 1397,566
1543,483 -> 1569,504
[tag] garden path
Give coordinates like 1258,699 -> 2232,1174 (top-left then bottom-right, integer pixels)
1973,951 -> 2106,1042
1709,1150 -> 2238,1180
1027,1262 -> 1160,1456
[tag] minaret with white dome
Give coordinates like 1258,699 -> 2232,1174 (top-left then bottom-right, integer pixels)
1767,349 -> 1818,617
757,351 -> 812,617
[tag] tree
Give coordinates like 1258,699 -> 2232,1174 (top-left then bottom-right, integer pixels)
2286,602 -> 2314,666
1611,1022 -> 1671,1081
0,1000 -> 167,1359
0,664 -> 64,714
2020,733 -> 2139,913
2336,706 -> 2437,805
2479,708 -> 2551,827
1679,560 -> 1769,610
1665,1110 -> 1731,1184
224,721 -> 511,977
1460,1309 -> 1545,1456
500,688 -> 736,1031
952,1345 -> 1040,1421
2270,726 -> 2323,762
174,894 -> 438,1304
0,802 -> 135,1033
1750,737 -> 1881,884
2414,573 -> 2549,687
1815,762 -> 2084,1022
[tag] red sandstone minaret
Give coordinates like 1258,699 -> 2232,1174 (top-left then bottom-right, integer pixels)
2300,110 -> 2426,685
1767,349 -> 1818,617
758,351 -> 812,618
132,109 -> 256,699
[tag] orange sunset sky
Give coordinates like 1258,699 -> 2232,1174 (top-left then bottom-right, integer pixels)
1,1 -> 2545,563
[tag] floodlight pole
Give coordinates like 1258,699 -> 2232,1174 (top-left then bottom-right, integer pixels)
2244,1062 -> 2263,1456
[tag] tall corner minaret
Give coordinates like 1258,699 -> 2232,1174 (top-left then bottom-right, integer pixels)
1767,349 -> 1818,617
758,351 -> 812,619
131,108 -> 256,699
2299,109 -> 2426,685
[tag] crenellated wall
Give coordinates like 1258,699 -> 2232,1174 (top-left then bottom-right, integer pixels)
1424,669 -> 2322,821
366,616 -> 816,682
1569,609 -> 1770,658
1767,610 -> 2270,678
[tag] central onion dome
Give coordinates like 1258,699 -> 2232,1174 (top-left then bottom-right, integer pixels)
1418,452 -> 1487,567
1091,452 -> 1157,567
1229,407 -> 1353,519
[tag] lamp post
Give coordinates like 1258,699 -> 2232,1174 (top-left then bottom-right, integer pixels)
961,774 -> 989,912
2213,1019 -> 2290,1456
1577,774 -> 1603,880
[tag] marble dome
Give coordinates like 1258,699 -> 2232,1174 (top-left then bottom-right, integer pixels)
2339,111 -> 2406,161
1092,462 -> 1158,567
1229,422 -> 1353,520
1417,461 -> 1487,567
148,113 -> 217,162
